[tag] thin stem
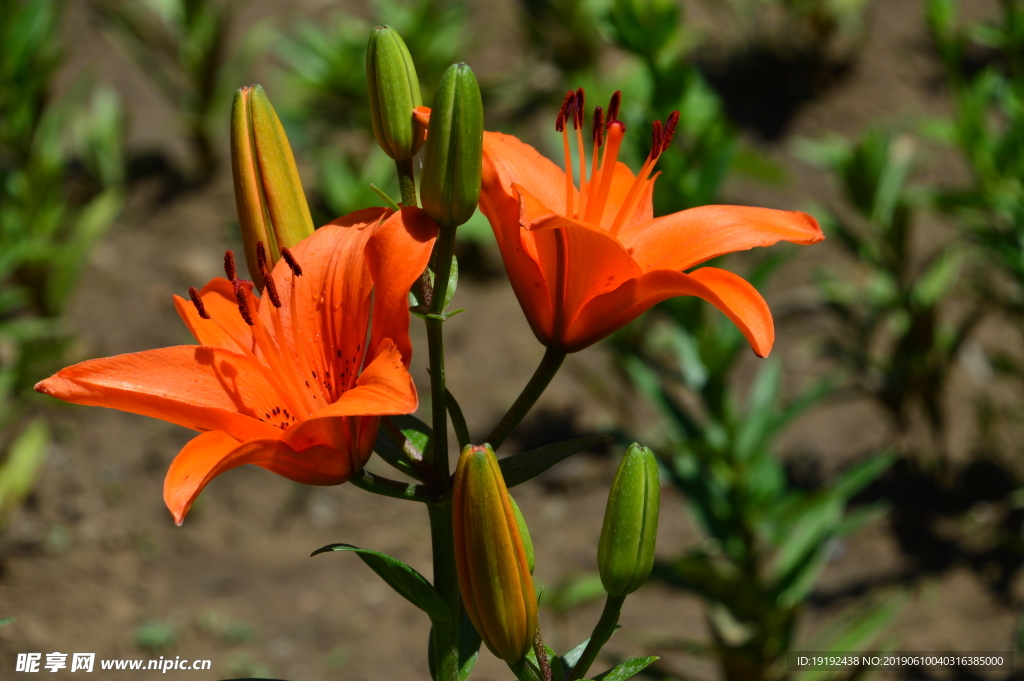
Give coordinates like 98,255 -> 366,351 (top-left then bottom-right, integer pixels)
566,594 -> 626,681
428,501 -> 460,681
348,469 -> 434,503
425,221 -> 460,680
485,347 -> 567,450
397,157 -> 418,207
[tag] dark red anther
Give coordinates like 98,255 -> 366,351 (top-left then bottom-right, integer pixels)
263,270 -> 282,308
188,286 -> 210,319
256,240 -> 268,274
224,250 -> 237,281
649,120 -> 664,160
662,111 -> 680,153
555,90 -> 575,133
592,106 -> 605,147
607,91 -> 622,126
233,279 -> 255,326
281,247 -> 303,277
574,88 -> 585,130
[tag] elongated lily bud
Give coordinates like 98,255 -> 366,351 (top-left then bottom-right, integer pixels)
453,444 -> 538,664
598,443 -> 660,597
366,26 -> 423,162
230,85 -> 314,290
420,63 -> 483,227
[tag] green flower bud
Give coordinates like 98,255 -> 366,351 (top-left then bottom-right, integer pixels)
509,495 -> 535,575
230,85 -> 314,290
420,63 -> 483,227
453,444 -> 538,664
366,26 -> 423,162
598,443 -> 660,597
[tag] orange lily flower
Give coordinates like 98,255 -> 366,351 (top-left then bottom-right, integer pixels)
36,208 -> 437,524
476,90 -> 824,355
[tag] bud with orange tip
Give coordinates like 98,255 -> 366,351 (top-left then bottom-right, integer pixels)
453,444 -> 538,665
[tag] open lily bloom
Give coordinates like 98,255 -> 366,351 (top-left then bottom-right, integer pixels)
36,207 -> 437,524
477,90 -> 825,355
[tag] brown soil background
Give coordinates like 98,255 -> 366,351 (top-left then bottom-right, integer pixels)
2,0 -> 1020,679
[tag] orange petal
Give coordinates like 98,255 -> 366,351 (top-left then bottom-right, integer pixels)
282,340 -> 417,452
35,346 -> 285,440
164,430 -> 361,525
565,267 -> 774,356
264,210 -> 385,394
365,207 -> 438,366
479,150 -> 556,345
517,185 -> 642,346
619,205 -> 824,273
174,277 -> 254,354
482,132 -> 576,218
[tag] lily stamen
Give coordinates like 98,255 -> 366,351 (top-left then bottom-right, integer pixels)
585,119 -> 624,225
573,89 -> 588,218
608,118 -> 672,237
224,250 -> 237,281
188,287 -> 210,319
556,91 -> 575,217
281,247 -> 303,277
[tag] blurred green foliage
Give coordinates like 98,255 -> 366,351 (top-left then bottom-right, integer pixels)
606,261 -> 899,681
1,0 -> 125,528
796,129 -> 980,447
92,0 -> 265,183
274,0 -> 469,222
927,0 -> 1024,402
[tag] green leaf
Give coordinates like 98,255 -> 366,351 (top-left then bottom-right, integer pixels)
498,436 -> 610,488
591,655 -> 659,680
801,593 -> 905,681
559,637 -> 591,669
444,254 -> 459,312
311,544 -> 449,622
457,608 -> 483,681
369,183 -> 401,211
446,388 -> 471,449
0,617 -> 14,628
375,415 -> 432,481
0,419 -> 49,523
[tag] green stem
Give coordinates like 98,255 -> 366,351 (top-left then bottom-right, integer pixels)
485,347 -> 567,450
566,594 -> 626,681
428,500 -> 460,681
425,222 -> 460,680
397,157 -> 418,207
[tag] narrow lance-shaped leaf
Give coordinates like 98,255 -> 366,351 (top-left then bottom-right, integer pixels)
498,436 -> 610,488
311,544 -> 449,623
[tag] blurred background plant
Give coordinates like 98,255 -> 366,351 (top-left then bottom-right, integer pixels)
273,0 -> 470,222
596,260 -> 900,681
91,0 -> 265,185
795,128 -> 979,455
0,0 -> 125,529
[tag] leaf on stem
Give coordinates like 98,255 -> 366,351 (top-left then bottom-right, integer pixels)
375,414 -> 433,481
498,436 -> 610,488
446,388 -> 471,449
590,656 -> 659,681
311,544 -> 449,622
